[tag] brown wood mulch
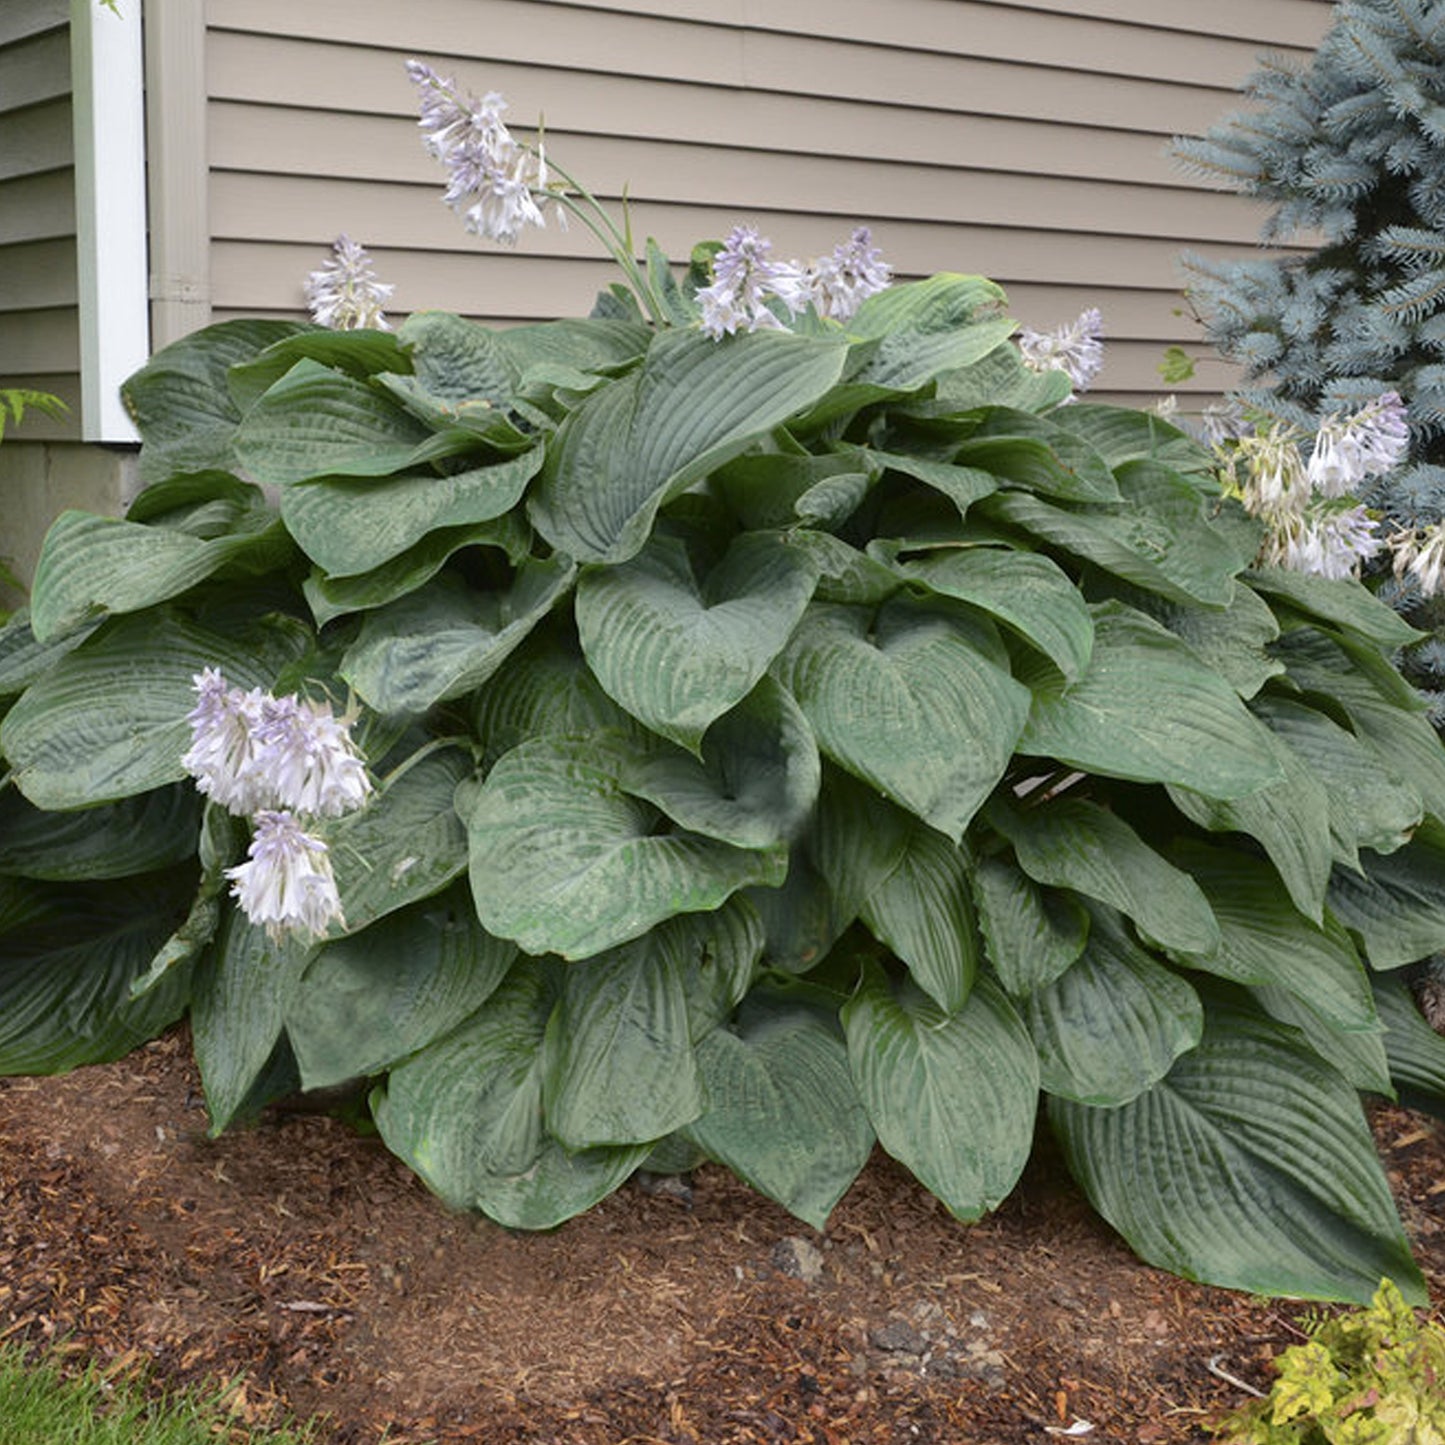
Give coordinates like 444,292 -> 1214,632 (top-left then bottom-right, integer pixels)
1,1026 -> 1442,1445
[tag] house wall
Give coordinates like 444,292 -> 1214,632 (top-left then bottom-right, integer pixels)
203,0 -> 1333,406
0,0 -> 81,442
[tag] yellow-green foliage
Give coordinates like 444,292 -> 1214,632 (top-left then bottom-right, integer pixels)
1213,1279 -> 1445,1444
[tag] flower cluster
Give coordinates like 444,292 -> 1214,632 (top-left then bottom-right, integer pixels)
696,225 -> 893,339
303,235 -> 394,331
1225,392 -> 1411,582
182,670 -> 373,941
1017,308 -> 1105,394
1390,522 -> 1445,599
406,59 -> 556,246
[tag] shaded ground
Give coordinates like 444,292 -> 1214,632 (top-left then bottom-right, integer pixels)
1,1028 -> 1442,1444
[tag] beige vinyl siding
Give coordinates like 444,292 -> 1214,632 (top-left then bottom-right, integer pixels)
0,0 -> 79,441
203,0 -> 1330,408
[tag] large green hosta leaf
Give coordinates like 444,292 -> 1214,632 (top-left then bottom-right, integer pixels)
542,927 -> 705,1148
683,996 -> 874,1230
982,462 -> 1246,607
227,328 -> 412,410
285,883 -> 515,1091
529,326 -> 847,564
577,531 -> 818,752
0,871 -> 195,1074
373,965 -> 650,1228
1043,404 -> 1217,478
1327,818 -> 1445,969
470,625 -> 641,765
894,546 -> 1093,684
970,854 -> 1090,996
1,609 -> 309,809
711,450 -> 882,531
463,733 -> 785,959
340,559 -> 575,714
280,448 -> 542,577
1167,705 -> 1332,924
1168,840 -> 1376,1032
0,784 -> 200,880
1247,567 -> 1424,652
0,610 -> 101,700
1131,580 -> 1282,699
302,515 -> 531,627
235,359 -> 477,486
122,318 -> 311,485
842,966 -> 1038,1221
1051,997 -> 1426,1305
1246,695 -> 1421,867
620,677 -> 820,850
1019,603 -> 1284,798
1027,903 -> 1202,1106
773,594 -> 1030,840
952,409 -> 1121,503
858,819 -> 978,1014
1373,971 -> 1445,1116
189,908 -> 314,1132
29,488 -> 289,643
322,745 -> 472,937
988,792 -> 1220,957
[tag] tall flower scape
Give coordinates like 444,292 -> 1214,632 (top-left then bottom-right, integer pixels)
4,55 -> 1445,1315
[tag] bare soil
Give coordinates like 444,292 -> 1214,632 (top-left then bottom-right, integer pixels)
1,1027 -> 1442,1444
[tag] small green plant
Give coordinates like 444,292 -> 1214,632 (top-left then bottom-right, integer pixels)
0,1342 -> 327,1444
1212,1278 -> 1445,1444
0,386 -> 68,445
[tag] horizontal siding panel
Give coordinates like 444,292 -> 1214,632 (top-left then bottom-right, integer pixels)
0,28 -> 69,116
207,24 -> 1256,138
211,0 -> 1317,91
212,90 -> 1186,192
0,170 -> 74,245
211,234 -> 1214,351
0,239 -> 78,311
0,97 -> 72,182
509,0 -> 1329,51
211,150 -> 1275,252
0,306 -> 80,373
0,0 -> 67,50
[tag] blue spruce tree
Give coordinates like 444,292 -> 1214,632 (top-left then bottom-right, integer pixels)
1174,0 -> 1445,718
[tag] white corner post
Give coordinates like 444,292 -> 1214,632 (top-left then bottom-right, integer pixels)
70,0 -> 149,443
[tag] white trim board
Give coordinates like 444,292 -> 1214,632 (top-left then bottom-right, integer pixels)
71,0 -> 148,443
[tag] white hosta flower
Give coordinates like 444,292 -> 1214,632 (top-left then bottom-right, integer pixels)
1306,391 -> 1409,496
803,226 -> 892,322
1017,308 -> 1104,392
1197,400 -> 1251,448
1408,522 -> 1445,597
1266,504 -> 1381,580
697,225 -> 807,339
304,234 -> 394,331
181,670 -> 372,820
406,59 -> 551,245
1234,424 -> 1310,516
182,669 -> 272,815
253,693 -> 374,819
226,810 -> 344,941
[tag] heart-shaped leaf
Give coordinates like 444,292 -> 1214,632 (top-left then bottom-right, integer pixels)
1026,902 -> 1202,1106
530,326 -> 847,564
843,965 -> 1038,1221
684,996 -> 874,1230
1019,603 -> 1284,799
1050,996 -> 1426,1305
774,594 -> 1030,840
577,531 -> 818,752
463,733 -> 786,959
340,559 -> 575,715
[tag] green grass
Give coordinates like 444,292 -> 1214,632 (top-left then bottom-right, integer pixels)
0,1344 -> 325,1445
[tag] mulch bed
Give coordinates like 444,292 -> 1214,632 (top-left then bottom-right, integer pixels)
1,1025 -> 1442,1444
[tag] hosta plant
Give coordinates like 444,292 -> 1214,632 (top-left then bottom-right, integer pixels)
5,74 -> 1445,1300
